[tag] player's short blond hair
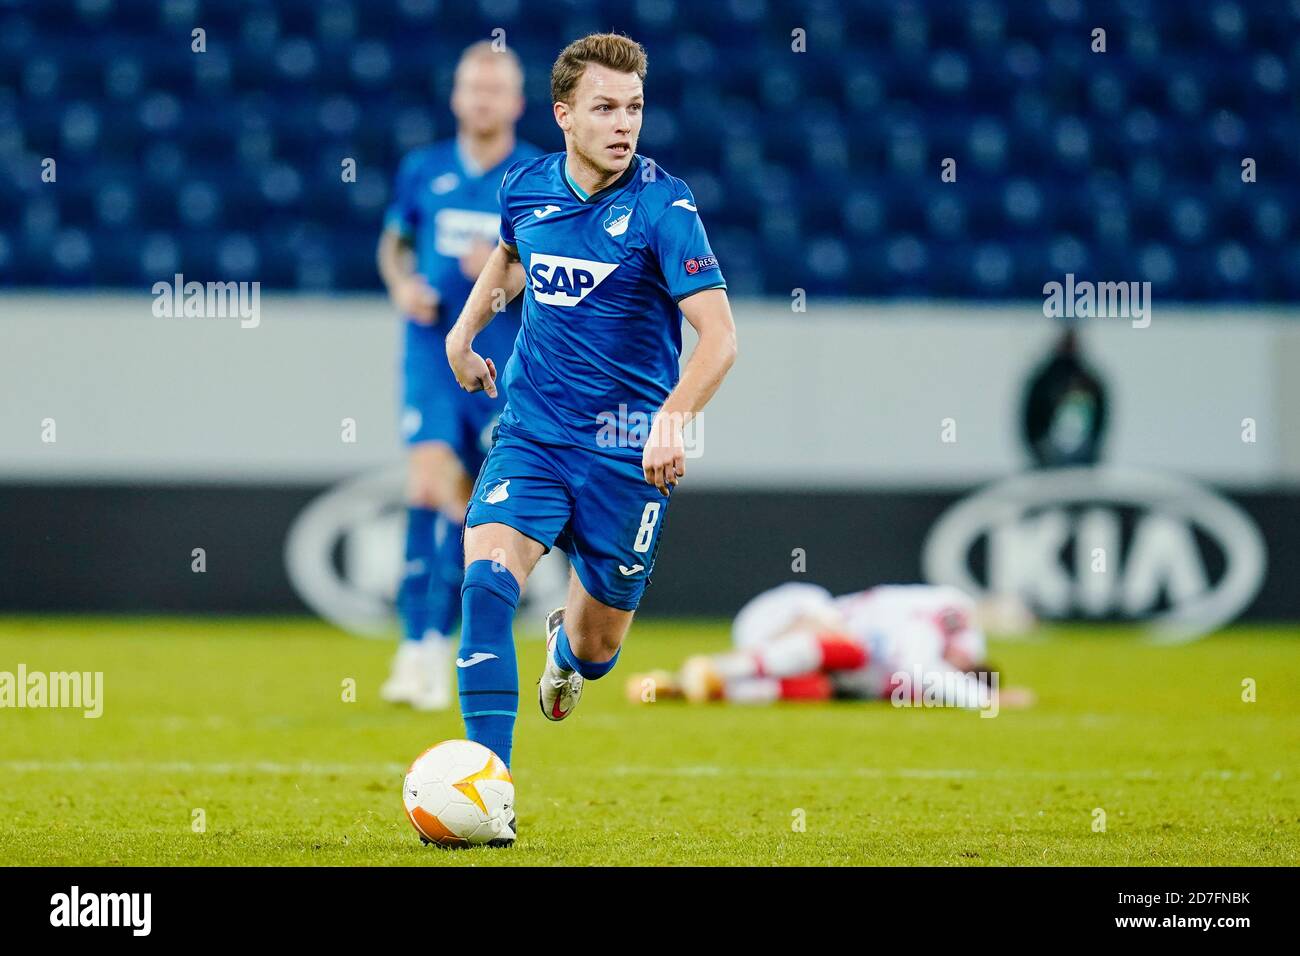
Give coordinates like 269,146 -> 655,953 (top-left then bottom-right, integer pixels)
455,39 -> 523,87
550,33 -> 647,105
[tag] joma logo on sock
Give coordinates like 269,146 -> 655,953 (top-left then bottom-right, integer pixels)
50,886 -> 151,936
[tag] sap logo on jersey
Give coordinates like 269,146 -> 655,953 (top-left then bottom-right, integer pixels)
529,253 -> 618,306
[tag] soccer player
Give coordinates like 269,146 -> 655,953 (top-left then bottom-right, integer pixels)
626,582 -> 1035,711
444,32 -> 739,827
377,43 -> 541,711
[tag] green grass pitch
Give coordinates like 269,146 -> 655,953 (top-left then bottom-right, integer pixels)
0,617 -> 1296,866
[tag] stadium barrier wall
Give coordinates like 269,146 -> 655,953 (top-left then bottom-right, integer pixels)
0,480 -> 1296,634
1,295 -> 1296,628
3,294 -> 1299,486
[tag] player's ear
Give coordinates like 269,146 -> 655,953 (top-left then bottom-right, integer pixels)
553,101 -> 570,131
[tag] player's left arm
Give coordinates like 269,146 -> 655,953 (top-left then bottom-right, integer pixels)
642,288 -> 737,494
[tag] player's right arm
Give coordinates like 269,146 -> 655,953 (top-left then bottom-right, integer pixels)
445,239 -> 526,398
376,228 -> 438,323
378,151 -> 440,323
447,162 -> 529,396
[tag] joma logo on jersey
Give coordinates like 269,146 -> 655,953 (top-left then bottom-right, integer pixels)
529,253 -> 619,306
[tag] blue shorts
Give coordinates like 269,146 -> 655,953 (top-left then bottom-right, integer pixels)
400,322 -> 505,474
465,424 -> 671,611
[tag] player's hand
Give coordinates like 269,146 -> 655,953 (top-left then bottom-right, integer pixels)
447,343 -> 498,398
458,240 -> 495,282
390,275 -> 439,324
642,414 -> 686,496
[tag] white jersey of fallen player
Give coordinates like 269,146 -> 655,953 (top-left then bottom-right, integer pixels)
731,582 -> 843,651
831,584 -> 986,699
729,581 -> 986,701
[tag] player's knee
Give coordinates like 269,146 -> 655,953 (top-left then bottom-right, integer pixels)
463,523 -> 543,587
407,444 -> 464,510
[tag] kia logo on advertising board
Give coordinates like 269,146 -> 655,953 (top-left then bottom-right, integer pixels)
284,467 -> 407,637
922,467 -> 1266,642
284,466 -> 567,637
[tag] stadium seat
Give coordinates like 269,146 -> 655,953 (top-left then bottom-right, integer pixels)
0,0 -> 1294,299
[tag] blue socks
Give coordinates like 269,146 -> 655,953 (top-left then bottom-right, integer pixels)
552,623 -> 621,680
397,507 -> 436,643
457,561 -> 624,770
458,560 -> 520,768
424,514 -> 465,638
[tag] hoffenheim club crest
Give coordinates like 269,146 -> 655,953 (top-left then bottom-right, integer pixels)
603,205 -> 633,237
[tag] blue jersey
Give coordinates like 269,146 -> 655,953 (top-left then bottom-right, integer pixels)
385,138 -> 542,359
496,152 -> 726,461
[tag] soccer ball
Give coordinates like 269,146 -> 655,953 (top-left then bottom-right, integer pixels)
402,740 -> 514,847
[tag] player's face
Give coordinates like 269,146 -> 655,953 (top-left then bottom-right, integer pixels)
451,55 -> 524,138
558,63 -> 643,177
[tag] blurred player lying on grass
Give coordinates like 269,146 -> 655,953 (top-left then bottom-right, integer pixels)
628,583 -> 1035,712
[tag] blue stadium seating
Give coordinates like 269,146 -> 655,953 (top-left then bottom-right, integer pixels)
1,0 -> 1297,300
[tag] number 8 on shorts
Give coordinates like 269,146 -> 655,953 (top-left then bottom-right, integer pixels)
633,501 -> 661,553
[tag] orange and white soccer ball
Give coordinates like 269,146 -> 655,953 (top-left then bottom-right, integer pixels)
402,740 -> 514,847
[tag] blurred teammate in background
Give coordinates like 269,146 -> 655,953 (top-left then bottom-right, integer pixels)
628,582 -> 1035,711
378,42 -> 542,710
